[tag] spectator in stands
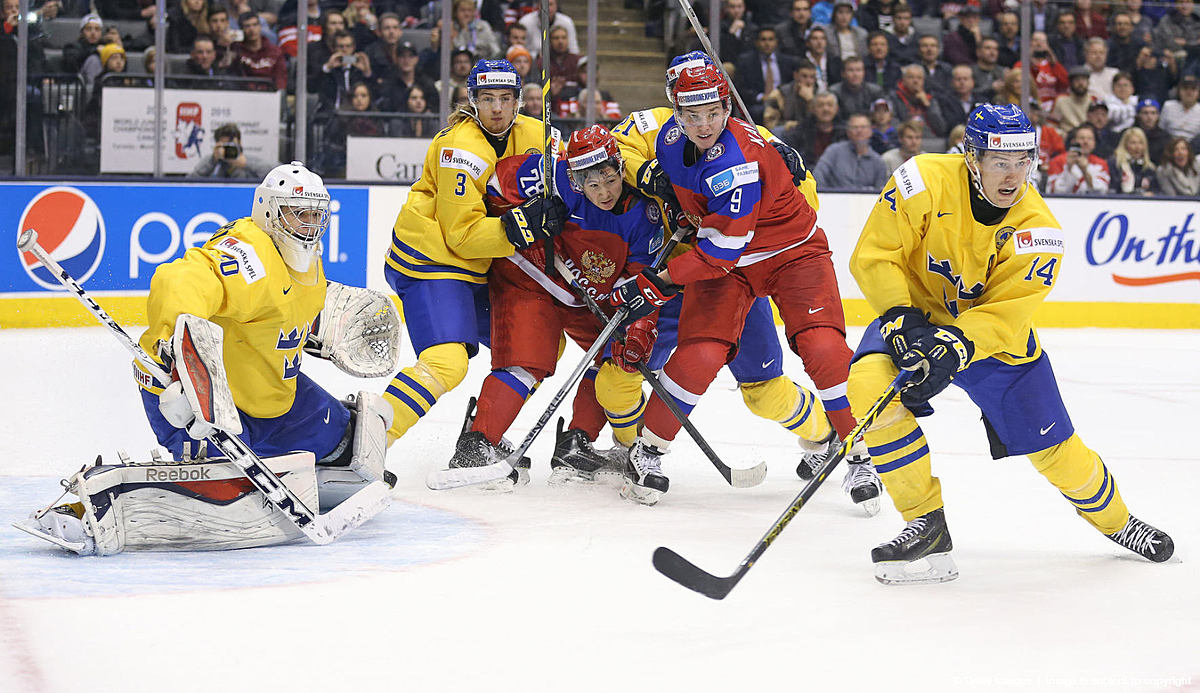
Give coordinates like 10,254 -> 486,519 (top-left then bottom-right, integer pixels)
972,37 -> 1005,100
366,12 -> 404,87
185,36 -> 234,79
1086,101 -> 1120,158
1048,11 -> 1084,70
451,0 -> 498,59
1153,0 -> 1200,60
1156,136 -> 1200,195
342,0 -> 378,51
864,30 -> 902,91
207,7 -> 239,71
521,81 -> 541,117
880,117 -> 922,171
95,0 -> 151,21
167,0 -> 210,54
935,64 -> 981,135
868,97 -> 897,153
1132,46 -> 1176,106
381,40 -> 435,111
765,59 -> 817,131
546,25 -> 584,97
1074,0 -> 1108,40
775,0 -> 812,57
450,83 -> 469,110
804,25 -> 841,92
886,3 -> 918,65
234,12 -> 286,90
798,91 -> 843,164
941,4 -> 981,66
1118,0 -> 1155,47
1084,38 -> 1119,100
944,122 -> 965,153
308,12 -> 347,91
1051,65 -> 1093,132
827,1 -> 867,61
890,63 -> 945,134
713,0 -> 755,64
813,112 -> 888,190
1018,32 -> 1069,111
1047,124 -> 1111,194
831,56 -> 884,119
62,13 -> 103,73
1106,71 -> 1138,130
992,10 -> 1021,68
915,33 -> 951,95
1135,98 -> 1172,163
1029,0 -> 1060,35
857,0 -> 896,33
318,30 -> 372,112
278,0 -> 322,58
558,87 -> 621,121
519,0 -> 577,60
735,26 -> 797,122
1162,75 -> 1200,140
1107,126 -> 1158,194
393,83 -> 434,137
506,44 -> 533,83
187,122 -> 274,179
81,42 -> 125,133
993,66 -> 1022,105
1107,11 -> 1145,73
504,23 -> 527,53
435,47 -> 473,94
1029,100 -> 1066,183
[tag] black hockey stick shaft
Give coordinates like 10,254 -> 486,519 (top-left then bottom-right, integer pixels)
540,0 -> 555,277
653,370 -> 913,599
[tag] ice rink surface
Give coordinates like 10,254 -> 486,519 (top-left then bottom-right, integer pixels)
1,325 -> 1197,693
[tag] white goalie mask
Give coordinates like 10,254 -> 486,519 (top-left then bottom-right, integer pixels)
251,161 -> 331,273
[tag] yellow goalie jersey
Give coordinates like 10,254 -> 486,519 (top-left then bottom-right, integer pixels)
611,106 -> 820,211
136,218 -> 326,418
851,153 -> 1066,366
387,113 -> 554,284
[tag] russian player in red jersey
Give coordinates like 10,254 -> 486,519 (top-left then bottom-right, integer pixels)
609,64 -> 873,505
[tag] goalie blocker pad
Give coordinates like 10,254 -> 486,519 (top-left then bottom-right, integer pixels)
68,453 -> 319,555
305,282 -> 402,378
173,313 -> 241,435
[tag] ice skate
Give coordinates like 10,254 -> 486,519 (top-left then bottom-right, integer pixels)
871,508 -> 958,585
1106,515 -> 1174,563
620,439 -> 669,506
13,504 -> 95,556
796,430 -> 840,480
549,418 -> 615,485
448,430 -> 525,492
842,438 -> 881,516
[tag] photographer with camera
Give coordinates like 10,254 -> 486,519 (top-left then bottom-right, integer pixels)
1047,123 -> 1111,194
187,123 -> 276,179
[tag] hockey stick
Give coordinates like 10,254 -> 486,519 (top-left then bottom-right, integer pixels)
16,229 -> 391,546
552,256 -> 766,488
674,0 -> 756,126
539,0 -> 555,278
652,370 -> 913,599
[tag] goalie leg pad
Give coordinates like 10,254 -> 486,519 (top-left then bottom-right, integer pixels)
348,391 -> 392,483
61,452 -> 320,555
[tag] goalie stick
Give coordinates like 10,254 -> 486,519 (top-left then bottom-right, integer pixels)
16,229 -> 391,546
652,370 -> 913,599
552,256 -> 766,488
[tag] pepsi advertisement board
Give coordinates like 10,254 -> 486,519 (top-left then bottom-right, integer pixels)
2,183 -> 370,295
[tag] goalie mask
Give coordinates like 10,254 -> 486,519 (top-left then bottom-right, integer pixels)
252,161 -> 331,273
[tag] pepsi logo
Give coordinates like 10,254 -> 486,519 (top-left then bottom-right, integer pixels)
18,187 -> 106,290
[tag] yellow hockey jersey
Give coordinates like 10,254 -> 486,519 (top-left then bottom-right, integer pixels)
387,113 -> 554,284
851,154 -> 1066,366
136,218 -> 326,418
610,106 -> 820,211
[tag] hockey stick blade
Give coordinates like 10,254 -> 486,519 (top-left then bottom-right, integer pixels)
652,546 -> 739,600
425,458 -> 514,490
312,480 -> 393,542
728,461 -> 768,488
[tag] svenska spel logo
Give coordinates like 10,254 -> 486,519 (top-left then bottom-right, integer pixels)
18,187 -> 107,290
1015,230 -> 1033,248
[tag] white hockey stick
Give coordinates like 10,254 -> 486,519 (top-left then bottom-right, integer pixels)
17,229 -> 391,546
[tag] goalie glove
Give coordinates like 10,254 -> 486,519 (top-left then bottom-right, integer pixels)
897,326 -> 974,409
306,282 -> 403,378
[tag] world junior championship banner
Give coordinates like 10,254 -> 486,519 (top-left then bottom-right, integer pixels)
0,183 -> 369,327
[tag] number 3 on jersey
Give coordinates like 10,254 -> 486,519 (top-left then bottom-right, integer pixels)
453,172 -> 467,196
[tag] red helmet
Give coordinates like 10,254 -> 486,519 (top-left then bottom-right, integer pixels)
566,125 -> 623,177
671,64 -> 730,109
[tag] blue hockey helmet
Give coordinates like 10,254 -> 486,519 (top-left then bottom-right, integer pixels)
963,103 -> 1039,207
665,51 -> 716,104
465,58 -> 522,135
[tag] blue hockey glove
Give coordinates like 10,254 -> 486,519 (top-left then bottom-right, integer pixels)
898,326 -> 974,408
879,306 -> 934,365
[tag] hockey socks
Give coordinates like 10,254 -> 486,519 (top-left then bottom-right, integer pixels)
640,341 -> 727,443
383,343 -> 469,446
472,367 -> 546,445
740,376 -> 832,444
1028,434 -> 1130,535
568,367 -> 607,442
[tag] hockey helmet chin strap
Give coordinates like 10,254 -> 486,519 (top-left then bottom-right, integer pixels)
965,146 -> 1036,209
466,93 -> 521,138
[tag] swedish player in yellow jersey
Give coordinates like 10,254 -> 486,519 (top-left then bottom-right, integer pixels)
601,51 -> 882,514
849,104 -> 1174,584
382,58 -> 567,479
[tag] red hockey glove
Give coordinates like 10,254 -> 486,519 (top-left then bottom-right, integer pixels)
612,316 -> 658,373
610,268 -> 679,323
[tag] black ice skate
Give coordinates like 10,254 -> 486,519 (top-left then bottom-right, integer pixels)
549,418 -> 623,485
871,508 -> 958,585
620,439 -> 669,506
449,430 -> 527,491
1106,515 -> 1174,563
455,397 -> 529,489
796,430 -> 839,480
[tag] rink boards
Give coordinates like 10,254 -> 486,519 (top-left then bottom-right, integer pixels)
0,182 -> 1197,329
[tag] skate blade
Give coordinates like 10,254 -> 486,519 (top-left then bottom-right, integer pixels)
11,519 -> 93,555
855,496 -> 881,517
619,479 -> 662,506
874,553 -> 958,585
547,467 -> 598,486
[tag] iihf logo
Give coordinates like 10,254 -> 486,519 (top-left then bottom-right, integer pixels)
18,187 -> 107,290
